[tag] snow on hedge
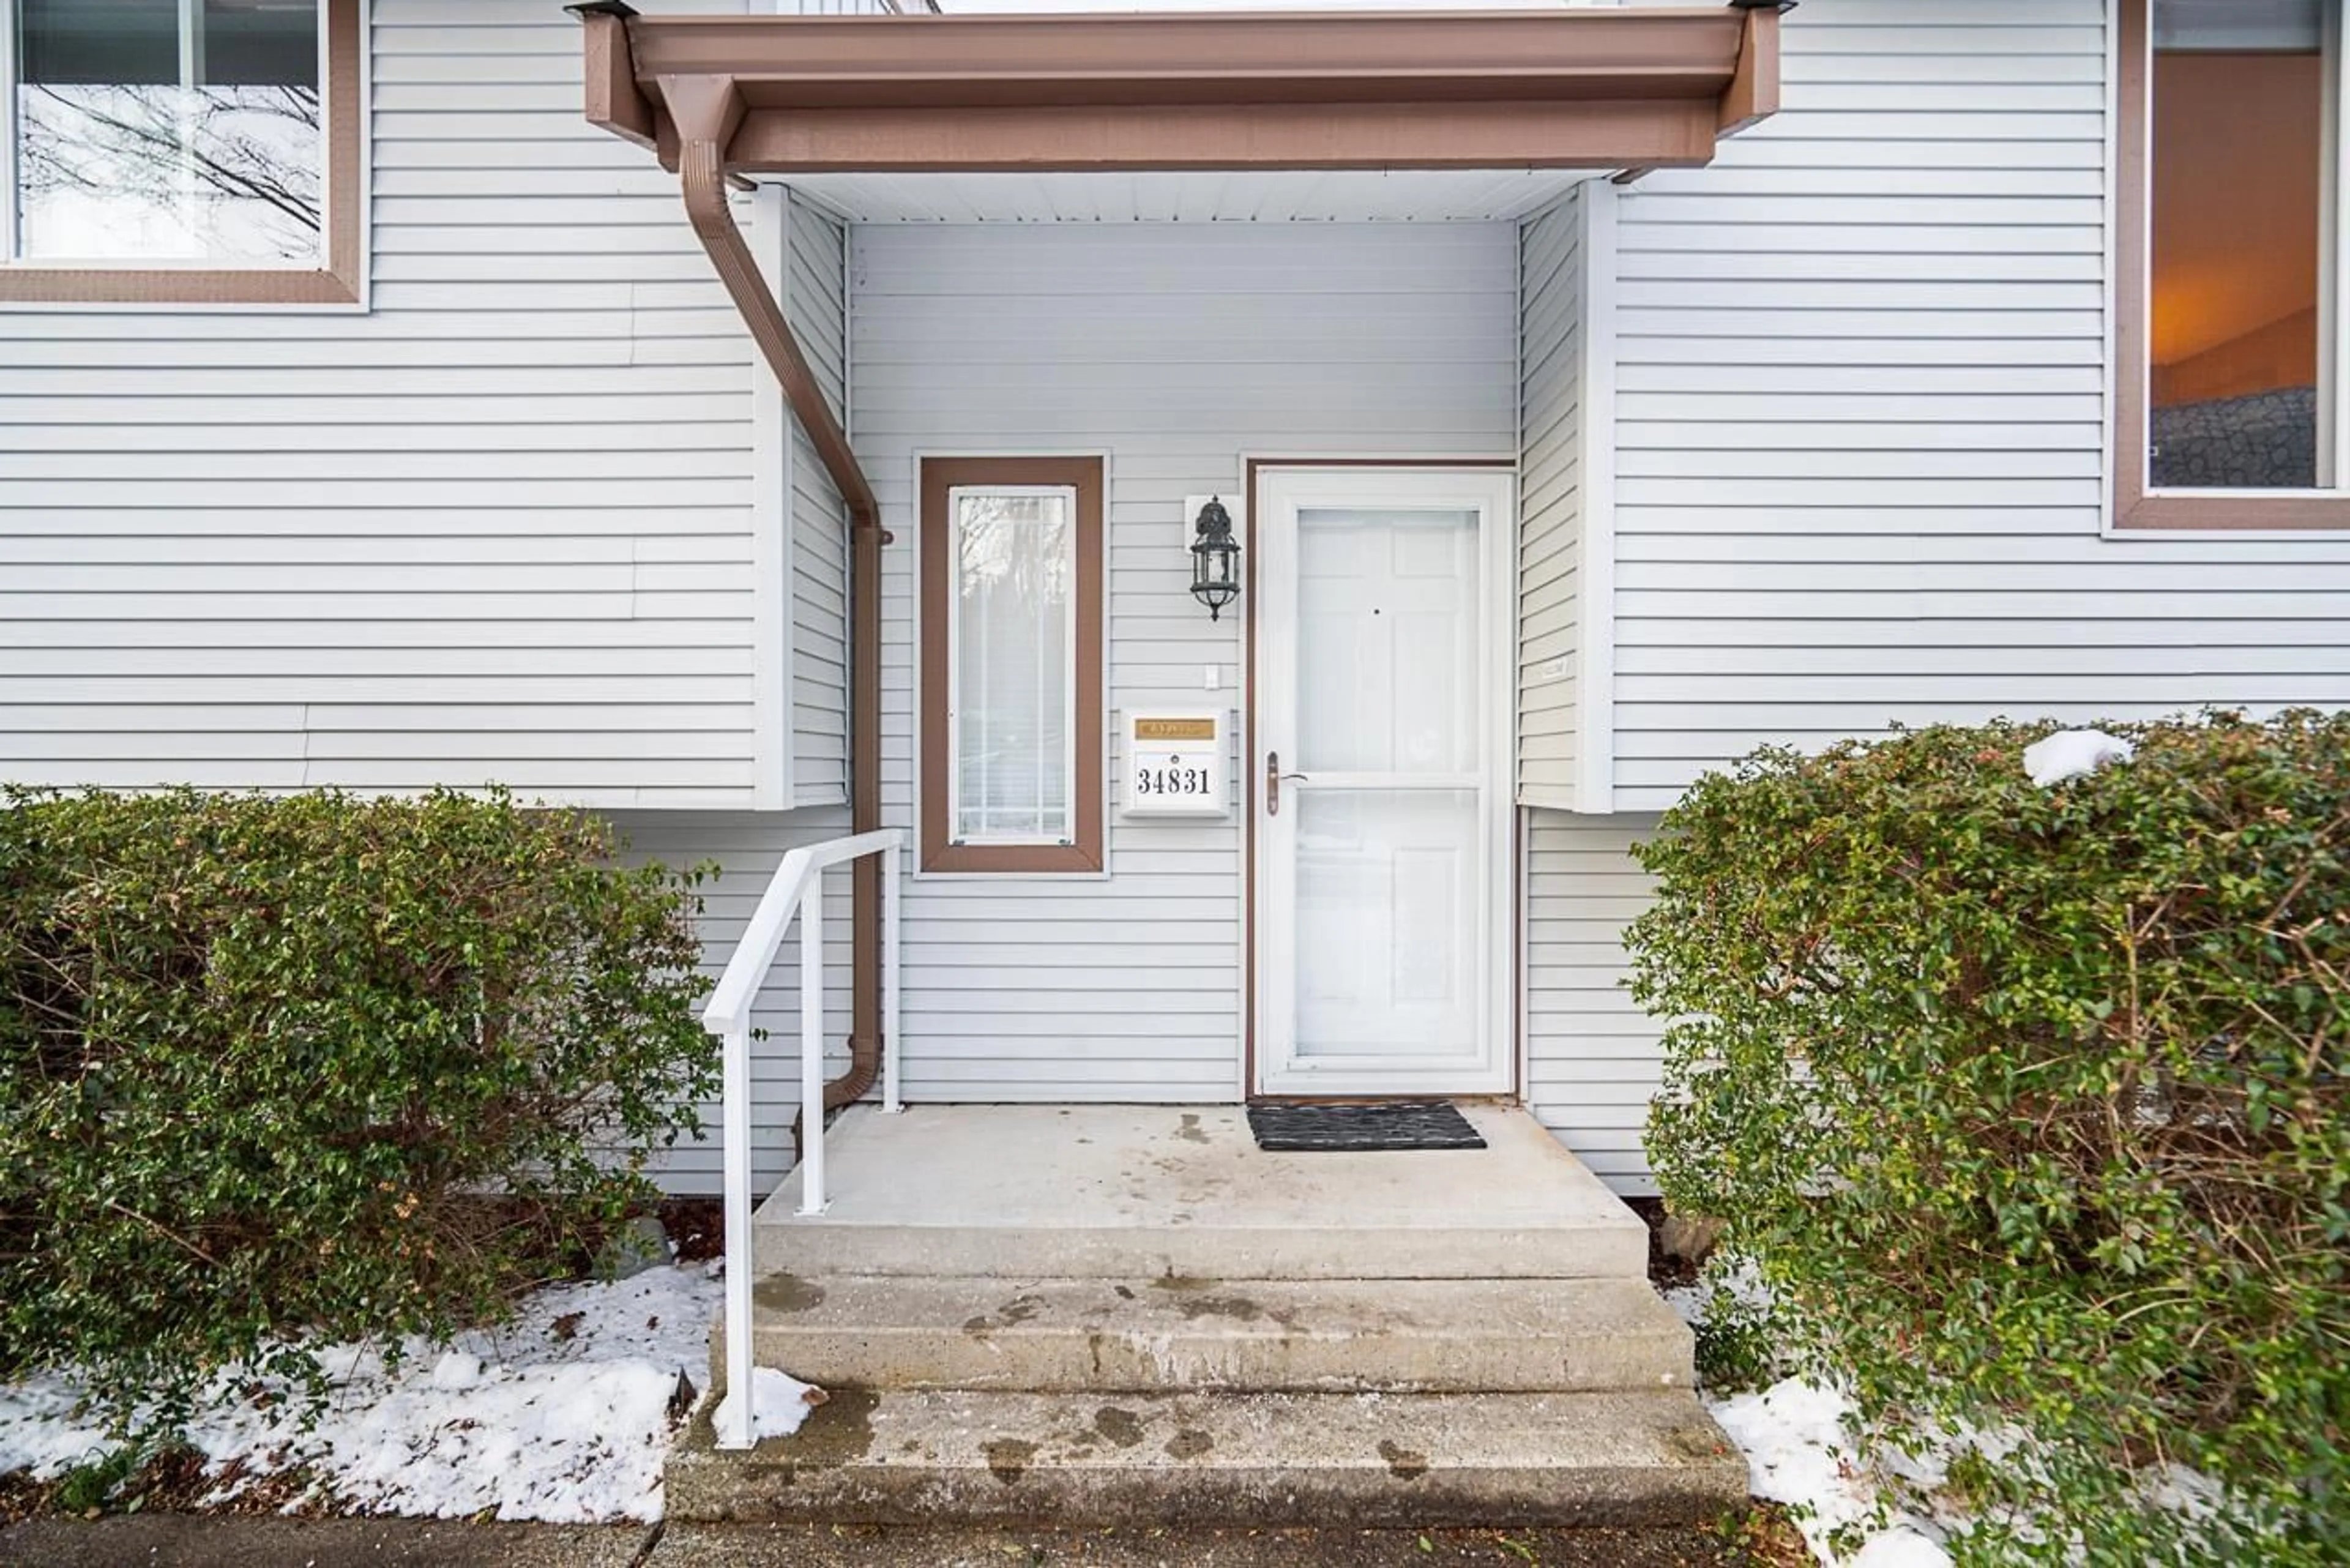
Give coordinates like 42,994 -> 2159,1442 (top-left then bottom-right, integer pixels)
2021,728 -> 2135,786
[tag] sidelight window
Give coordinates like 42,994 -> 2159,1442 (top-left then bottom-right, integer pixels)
919,457 -> 1105,874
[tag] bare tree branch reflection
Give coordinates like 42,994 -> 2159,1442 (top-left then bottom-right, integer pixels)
18,83 -> 320,259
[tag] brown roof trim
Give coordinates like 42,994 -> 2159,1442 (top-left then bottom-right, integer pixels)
581,7 -> 656,154
583,6 -> 1780,176
1717,3 -> 1781,136
727,100 -> 1720,177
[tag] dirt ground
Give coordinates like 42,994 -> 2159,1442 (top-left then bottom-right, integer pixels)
0,1513 -> 1812,1568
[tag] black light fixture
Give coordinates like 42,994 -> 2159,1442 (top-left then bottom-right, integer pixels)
1189,497 -> 1241,622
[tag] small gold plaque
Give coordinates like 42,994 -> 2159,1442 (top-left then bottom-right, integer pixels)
1135,717 -> 1215,742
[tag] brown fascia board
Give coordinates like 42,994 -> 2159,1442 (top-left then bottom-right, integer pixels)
581,10 -> 655,152
728,99 -> 1721,176
585,7 -> 1772,176
629,9 -> 1744,108
1716,3 -> 1781,136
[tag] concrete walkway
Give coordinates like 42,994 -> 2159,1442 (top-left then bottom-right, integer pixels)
0,1517 -> 650,1568
0,1518 -> 1767,1567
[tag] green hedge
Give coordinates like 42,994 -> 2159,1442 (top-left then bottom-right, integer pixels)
1630,711 -> 2350,1565
0,787 -> 715,1424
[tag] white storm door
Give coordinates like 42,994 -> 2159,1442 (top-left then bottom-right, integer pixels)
1256,467 -> 1514,1097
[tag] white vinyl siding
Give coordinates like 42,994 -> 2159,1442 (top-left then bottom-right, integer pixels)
610,808 -> 852,1194
1523,810 -> 1665,1193
1606,0 -> 2350,812
1516,189 -> 1584,810
856,223 -> 1518,1103
785,190 -> 852,808
0,0 -> 781,808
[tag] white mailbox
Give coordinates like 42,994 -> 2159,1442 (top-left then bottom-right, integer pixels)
1123,712 -> 1228,818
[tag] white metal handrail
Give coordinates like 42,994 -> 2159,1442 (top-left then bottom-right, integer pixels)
700,826 -> 905,1450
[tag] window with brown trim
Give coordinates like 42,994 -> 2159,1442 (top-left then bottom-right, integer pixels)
919,457 -> 1105,875
0,0 -> 363,306
2117,0 -> 2350,528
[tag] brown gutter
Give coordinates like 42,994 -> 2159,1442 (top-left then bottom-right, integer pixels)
625,7 -> 1747,104
580,7 -> 889,1119
662,76 -> 877,532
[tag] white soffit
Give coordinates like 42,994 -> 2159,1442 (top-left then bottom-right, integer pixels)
775,169 -> 1599,225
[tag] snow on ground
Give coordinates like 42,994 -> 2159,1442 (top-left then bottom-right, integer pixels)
1666,1285 -> 1955,1567
0,1263 -> 725,1523
1709,1379 -> 1954,1568
712,1366 -> 821,1443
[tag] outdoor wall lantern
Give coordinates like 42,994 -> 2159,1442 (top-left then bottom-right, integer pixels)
1189,496 -> 1241,622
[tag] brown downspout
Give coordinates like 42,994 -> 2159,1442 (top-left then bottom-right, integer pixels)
657,64 -> 889,1127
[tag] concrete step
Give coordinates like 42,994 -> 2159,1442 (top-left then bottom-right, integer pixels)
754,1105 -> 1649,1282
752,1217 -> 1647,1283
665,1387 -> 1746,1528
725,1274 -> 1694,1395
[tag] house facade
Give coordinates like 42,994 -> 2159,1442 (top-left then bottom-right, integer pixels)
4,0 -> 2349,1203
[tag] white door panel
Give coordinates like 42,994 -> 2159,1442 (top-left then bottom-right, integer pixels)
1256,468 -> 1515,1097
1296,788 -> 1482,1059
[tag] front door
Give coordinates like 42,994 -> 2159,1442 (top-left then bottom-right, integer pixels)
1255,466 -> 1515,1097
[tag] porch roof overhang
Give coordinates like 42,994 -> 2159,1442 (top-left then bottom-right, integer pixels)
562,6 -> 1783,1116
575,4 -> 1786,177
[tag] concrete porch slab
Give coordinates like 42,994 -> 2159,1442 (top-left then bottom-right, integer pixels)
754,1104 -> 1647,1282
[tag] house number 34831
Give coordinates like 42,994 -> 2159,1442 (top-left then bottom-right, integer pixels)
1135,763 -> 1212,796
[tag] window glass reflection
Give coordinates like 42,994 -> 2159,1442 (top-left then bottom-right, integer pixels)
15,0 -> 323,264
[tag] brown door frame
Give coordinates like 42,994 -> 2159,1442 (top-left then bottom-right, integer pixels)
1240,457 -> 1524,1105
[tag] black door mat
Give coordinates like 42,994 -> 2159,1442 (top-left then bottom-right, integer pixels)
1246,1101 -> 1486,1152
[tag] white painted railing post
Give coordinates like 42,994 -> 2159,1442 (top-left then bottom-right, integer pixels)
698,826 -> 904,1449
718,1023 -> 756,1451
797,885 -> 827,1216
882,842 -> 903,1113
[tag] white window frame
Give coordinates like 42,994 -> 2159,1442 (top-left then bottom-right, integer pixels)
944,482 -> 1082,849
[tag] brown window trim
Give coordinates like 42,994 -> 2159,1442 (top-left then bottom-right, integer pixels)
0,0 -> 363,307
2114,0 -> 2349,530
919,456 -> 1106,876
